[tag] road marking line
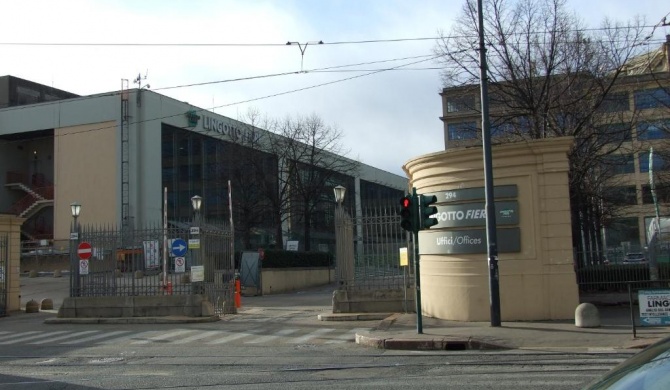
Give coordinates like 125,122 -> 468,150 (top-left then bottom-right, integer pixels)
0,331 -> 70,345
29,330 -> 99,344
61,331 -> 131,345
131,329 -> 195,345
288,328 -> 335,344
246,328 -> 299,344
173,331 -> 222,344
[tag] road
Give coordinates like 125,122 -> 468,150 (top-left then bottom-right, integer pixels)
0,281 -> 632,389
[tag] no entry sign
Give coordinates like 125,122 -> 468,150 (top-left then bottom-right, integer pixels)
77,242 -> 92,260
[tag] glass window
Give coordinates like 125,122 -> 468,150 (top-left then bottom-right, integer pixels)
637,121 -> 670,141
641,184 -> 670,205
598,92 -> 630,112
602,154 -> 635,175
446,94 -> 475,113
634,88 -> 670,110
597,123 -> 632,144
639,152 -> 667,173
448,122 -> 478,140
604,185 -> 638,206
490,121 -> 515,137
605,217 -> 640,248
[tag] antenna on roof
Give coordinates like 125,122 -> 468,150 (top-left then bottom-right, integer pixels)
133,70 -> 150,107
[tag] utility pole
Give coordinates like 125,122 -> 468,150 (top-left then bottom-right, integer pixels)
477,0 -> 501,327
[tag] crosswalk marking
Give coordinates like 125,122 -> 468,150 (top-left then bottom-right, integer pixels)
0,331 -> 70,345
325,328 -> 366,344
0,326 -> 370,346
99,331 -> 162,344
61,330 -> 131,345
29,330 -> 100,345
173,330 -> 222,344
0,331 -> 42,342
288,328 -> 335,344
208,330 -> 260,345
131,329 -> 194,345
246,328 -> 299,344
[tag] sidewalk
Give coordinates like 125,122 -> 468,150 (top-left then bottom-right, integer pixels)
320,306 -> 670,352
14,275 -> 670,351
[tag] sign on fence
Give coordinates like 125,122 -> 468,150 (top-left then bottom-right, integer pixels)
143,240 -> 160,269
639,289 -> 670,326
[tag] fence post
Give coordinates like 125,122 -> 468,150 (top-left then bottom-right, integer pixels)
628,282 -> 636,338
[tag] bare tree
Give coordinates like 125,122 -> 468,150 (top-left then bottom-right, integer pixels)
434,0 -> 649,256
234,110 -> 360,251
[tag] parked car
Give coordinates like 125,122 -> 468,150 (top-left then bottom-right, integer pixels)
582,335 -> 670,389
623,252 -> 647,264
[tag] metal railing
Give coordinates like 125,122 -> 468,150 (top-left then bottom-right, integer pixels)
68,222 -> 234,315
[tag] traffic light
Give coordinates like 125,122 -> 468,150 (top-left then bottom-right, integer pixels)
399,195 -> 416,232
420,194 -> 438,229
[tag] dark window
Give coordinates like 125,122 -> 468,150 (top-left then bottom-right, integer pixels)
637,121 -> 670,141
602,154 -> 635,175
642,184 -> 670,205
605,217 -> 640,248
446,94 -> 476,113
598,92 -> 630,112
448,122 -> 478,140
597,123 -> 632,144
604,185 -> 638,206
634,88 -> 670,110
490,121 -> 515,137
639,152 -> 667,173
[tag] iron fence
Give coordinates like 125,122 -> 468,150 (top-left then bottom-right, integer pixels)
69,222 -> 234,315
336,202 -> 413,290
0,233 -> 7,316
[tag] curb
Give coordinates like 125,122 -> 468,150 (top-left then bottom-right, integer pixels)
355,331 -> 508,351
318,313 -> 392,321
44,316 -> 221,325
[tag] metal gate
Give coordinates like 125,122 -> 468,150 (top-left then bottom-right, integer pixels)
240,251 -> 261,294
0,233 -> 8,316
69,222 -> 234,315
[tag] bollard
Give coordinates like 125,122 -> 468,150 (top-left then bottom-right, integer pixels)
40,298 -> 54,310
235,279 -> 241,308
25,299 -> 39,313
163,281 -> 173,295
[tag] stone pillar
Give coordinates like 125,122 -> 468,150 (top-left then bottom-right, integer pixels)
0,214 -> 25,313
403,137 -> 579,321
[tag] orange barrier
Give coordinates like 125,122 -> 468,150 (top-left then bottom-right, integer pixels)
234,279 -> 241,308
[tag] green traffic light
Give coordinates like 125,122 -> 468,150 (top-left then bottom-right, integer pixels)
420,194 -> 438,229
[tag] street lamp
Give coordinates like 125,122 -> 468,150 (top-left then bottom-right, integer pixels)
286,40 -> 324,72
191,195 -> 203,294
69,202 -> 81,297
333,185 -> 346,206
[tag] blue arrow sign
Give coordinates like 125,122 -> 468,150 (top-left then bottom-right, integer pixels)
171,239 -> 188,257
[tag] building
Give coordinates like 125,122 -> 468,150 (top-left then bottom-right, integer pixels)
439,38 -> 670,257
0,78 -> 406,252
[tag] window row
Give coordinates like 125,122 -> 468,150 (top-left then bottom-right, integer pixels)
445,88 -> 670,115
603,184 -> 670,206
447,119 -> 670,141
602,152 -> 668,175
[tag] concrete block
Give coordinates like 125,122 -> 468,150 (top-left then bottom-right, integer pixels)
53,270 -> 62,278
575,302 -> 600,328
29,270 -> 38,278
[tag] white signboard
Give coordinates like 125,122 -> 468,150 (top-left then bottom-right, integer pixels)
70,232 -> 79,240
190,227 -> 200,235
286,241 -> 299,251
143,240 -> 161,269
191,265 -> 204,282
79,259 -> 89,275
175,257 -> 186,273
639,289 -> 670,326
188,239 -> 201,249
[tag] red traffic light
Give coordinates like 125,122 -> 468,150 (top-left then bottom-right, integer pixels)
400,196 -> 411,208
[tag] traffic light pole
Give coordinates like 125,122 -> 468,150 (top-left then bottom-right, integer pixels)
413,187 -> 423,334
477,0 -> 501,327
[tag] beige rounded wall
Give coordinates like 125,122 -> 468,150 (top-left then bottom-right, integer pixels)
403,137 -> 579,321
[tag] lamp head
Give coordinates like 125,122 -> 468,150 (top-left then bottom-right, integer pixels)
70,202 -> 81,218
333,185 -> 346,205
191,195 -> 203,212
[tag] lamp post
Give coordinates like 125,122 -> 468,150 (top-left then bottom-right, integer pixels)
191,195 -> 203,294
286,40 -> 324,72
70,202 -> 81,297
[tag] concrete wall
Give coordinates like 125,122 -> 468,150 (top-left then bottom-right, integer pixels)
54,121 -> 117,241
261,267 -> 335,295
0,214 -> 25,312
403,137 -> 579,321
20,254 -> 69,273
